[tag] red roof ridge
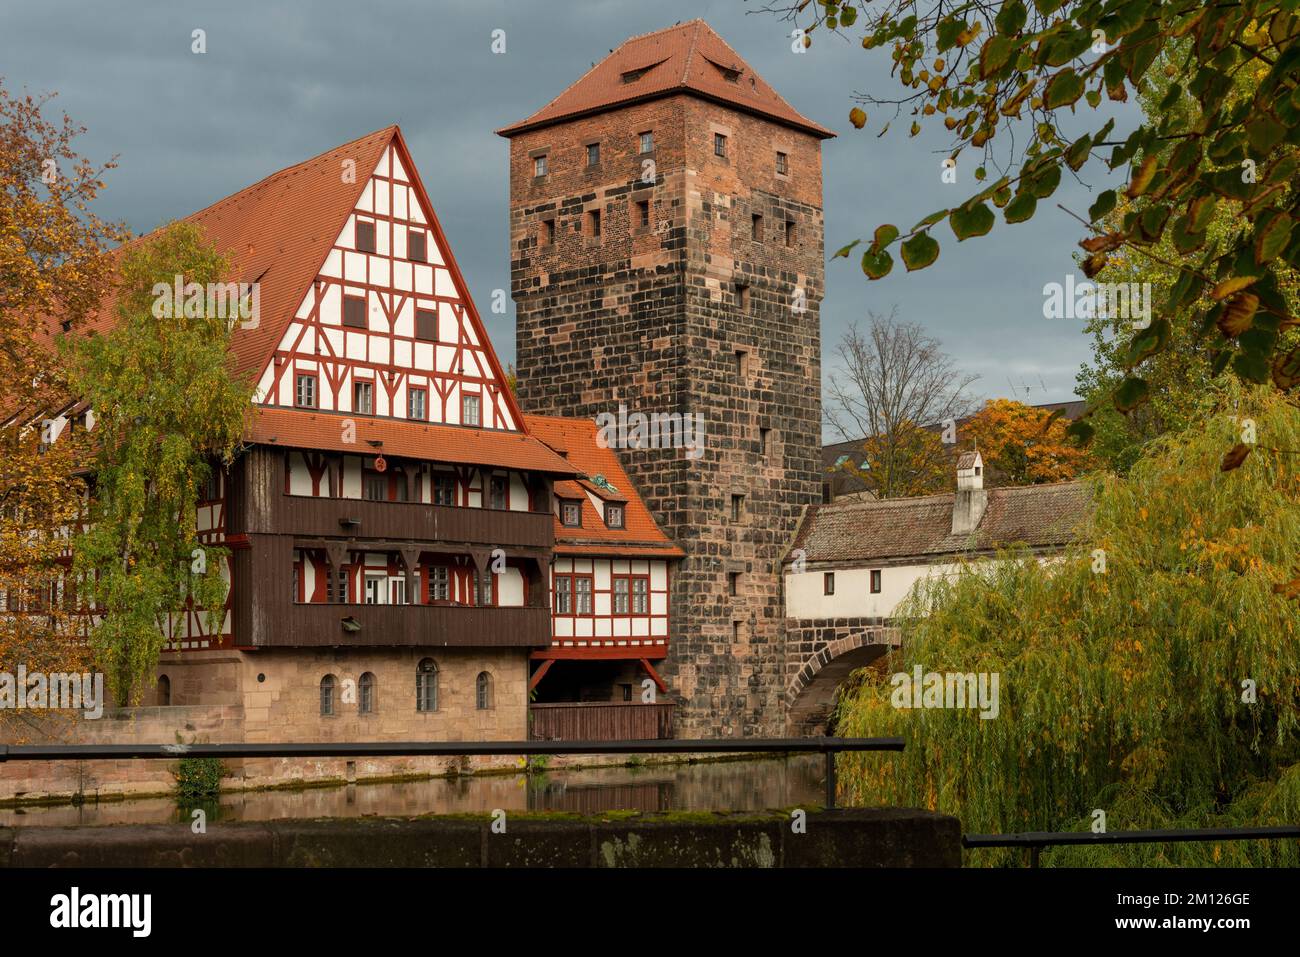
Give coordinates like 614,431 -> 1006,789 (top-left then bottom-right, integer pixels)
174,125 -> 396,228
496,20 -> 833,139
679,19 -> 704,85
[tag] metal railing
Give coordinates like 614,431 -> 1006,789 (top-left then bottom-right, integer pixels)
0,736 -> 906,809
964,825 -> 1300,866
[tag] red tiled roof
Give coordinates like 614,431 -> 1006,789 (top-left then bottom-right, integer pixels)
497,20 -> 834,139
525,414 -> 683,558
46,127 -> 396,385
247,407 -> 580,475
788,481 -> 1093,565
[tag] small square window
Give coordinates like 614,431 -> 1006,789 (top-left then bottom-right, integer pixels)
871,569 -> 882,594
714,133 -> 727,158
730,493 -> 745,523
752,213 -> 763,241
353,380 -> 374,415
534,155 -> 547,177
561,500 -> 582,527
462,393 -> 481,427
355,220 -> 376,253
587,142 -> 600,167
415,307 -> 437,342
776,151 -> 788,175
343,295 -> 366,329
824,572 -> 835,595
606,503 -> 624,529
408,387 -> 427,420
295,373 -> 317,409
408,230 -> 427,262
736,283 -> 749,313
587,209 -> 601,239
635,199 -> 650,229
785,220 -> 797,248
639,131 -> 654,154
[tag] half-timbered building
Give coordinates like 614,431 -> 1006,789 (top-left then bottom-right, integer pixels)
37,125 -> 685,749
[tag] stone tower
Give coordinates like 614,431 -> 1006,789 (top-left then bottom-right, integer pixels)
498,20 -> 831,736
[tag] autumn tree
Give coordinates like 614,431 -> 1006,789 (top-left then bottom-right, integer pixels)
1075,33 -> 1300,472
836,381 -> 1300,866
65,222 -> 254,704
770,1 -> 1300,431
825,310 -> 977,498
962,397 -> 1094,485
0,81 -> 124,712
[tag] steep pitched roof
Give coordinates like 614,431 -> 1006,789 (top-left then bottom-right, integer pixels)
496,20 -> 834,139
247,408 -> 579,475
788,481 -> 1092,565
47,127 -> 395,385
525,414 -> 684,558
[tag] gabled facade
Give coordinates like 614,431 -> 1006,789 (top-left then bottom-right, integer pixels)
524,415 -> 683,716
38,127 -> 597,751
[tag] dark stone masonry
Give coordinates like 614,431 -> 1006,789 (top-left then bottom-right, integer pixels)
507,93 -> 826,737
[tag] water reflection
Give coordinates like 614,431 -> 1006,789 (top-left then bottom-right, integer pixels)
0,755 -> 825,828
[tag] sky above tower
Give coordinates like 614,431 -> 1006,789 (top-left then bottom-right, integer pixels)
3,0 -> 1140,438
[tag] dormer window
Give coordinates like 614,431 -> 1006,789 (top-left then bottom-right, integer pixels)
606,504 -> 625,529
561,499 -> 582,527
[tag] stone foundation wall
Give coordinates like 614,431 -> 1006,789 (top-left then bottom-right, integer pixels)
2,645 -> 533,804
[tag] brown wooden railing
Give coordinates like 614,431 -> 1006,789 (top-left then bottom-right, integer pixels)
529,701 -> 675,741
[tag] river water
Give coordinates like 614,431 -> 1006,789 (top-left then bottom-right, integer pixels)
0,755 -> 826,827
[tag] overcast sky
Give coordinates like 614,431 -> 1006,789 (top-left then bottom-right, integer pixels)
4,0 -> 1141,437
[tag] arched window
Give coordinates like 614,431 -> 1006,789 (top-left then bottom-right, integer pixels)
157,675 -> 171,707
320,674 -> 336,716
358,672 -> 375,714
416,658 -> 438,712
476,671 -> 493,711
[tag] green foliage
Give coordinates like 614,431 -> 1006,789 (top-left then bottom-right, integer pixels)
173,755 -> 225,799
834,383 -> 1300,865
65,223 -> 255,704
1076,40 -> 1300,472
787,1 -> 1300,415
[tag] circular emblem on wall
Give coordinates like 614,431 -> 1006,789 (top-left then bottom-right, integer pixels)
373,455 -> 387,473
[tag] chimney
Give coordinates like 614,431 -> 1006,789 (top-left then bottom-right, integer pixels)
951,450 -> 987,535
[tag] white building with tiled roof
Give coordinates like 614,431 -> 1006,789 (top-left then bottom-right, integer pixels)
780,453 -> 1092,731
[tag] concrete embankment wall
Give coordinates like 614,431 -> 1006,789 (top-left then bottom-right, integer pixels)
0,808 -> 961,867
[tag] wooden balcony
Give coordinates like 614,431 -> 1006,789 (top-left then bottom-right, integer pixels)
276,496 -> 553,550
529,701 -> 675,741
245,600 -> 551,649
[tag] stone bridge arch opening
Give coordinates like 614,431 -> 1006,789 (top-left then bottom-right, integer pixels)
785,626 -> 900,735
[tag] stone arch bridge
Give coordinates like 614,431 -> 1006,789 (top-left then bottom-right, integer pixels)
783,620 -> 900,735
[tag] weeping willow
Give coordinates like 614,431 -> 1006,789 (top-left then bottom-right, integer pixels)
834,382 -> 1300,866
